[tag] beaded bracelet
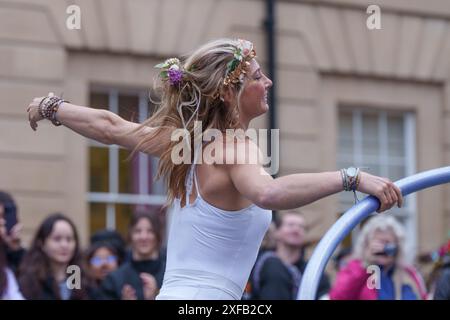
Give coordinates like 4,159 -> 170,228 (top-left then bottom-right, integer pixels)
38,95 -> 69,126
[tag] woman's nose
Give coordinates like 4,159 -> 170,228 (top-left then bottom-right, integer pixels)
265,76 -> 273,88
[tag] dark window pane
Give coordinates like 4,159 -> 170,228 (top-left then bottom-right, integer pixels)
119,94 -> 139,122
90,202 -> 106,235
119,148 -> 139,194
90,92 -> 109,110
115,203 -> 134,238
89,147 -> 109,192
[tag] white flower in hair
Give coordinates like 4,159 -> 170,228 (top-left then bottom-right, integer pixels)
223,39 -> 256,86
237,39 -> 253,57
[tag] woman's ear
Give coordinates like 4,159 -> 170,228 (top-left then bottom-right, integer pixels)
221,86 -> 236,107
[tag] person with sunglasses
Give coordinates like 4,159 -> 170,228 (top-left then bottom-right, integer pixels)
86,242 -> 121,286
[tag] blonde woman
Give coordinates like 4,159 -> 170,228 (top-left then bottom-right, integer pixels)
26,38 -> 402,300
330,215 -> 427,300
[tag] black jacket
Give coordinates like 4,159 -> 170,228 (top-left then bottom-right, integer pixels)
6,247 -> 25,275
100,252 -> 166,300
251,252 -> 330,300
434,256 -> 450,300
20,276 -> 91,300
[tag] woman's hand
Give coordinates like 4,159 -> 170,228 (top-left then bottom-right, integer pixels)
121,284 -> 137,300
357,171 -> 403,213
140,273 -> 158,300
364,238 -> 396,267
26,92 -> 54,131
0,218 -> 22,251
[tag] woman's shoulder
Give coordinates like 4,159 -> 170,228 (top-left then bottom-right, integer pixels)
203,135 -> 262,166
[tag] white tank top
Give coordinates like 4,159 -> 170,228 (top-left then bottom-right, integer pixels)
157,147 -> 272,299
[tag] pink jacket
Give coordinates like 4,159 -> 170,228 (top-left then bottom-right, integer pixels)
329,259 -> 427,300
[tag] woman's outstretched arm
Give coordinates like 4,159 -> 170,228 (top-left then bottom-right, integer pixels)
228,140 -> 403,212
26,94 -> 170,157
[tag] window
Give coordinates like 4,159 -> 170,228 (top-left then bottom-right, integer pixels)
337,107 -> 417,262
88,88 -> 166,237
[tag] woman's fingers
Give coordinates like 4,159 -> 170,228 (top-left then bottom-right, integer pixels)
121,284 -> 137,300
383,178 -> 403,209
369,177 -> 404,213
393,184 -> 403,208
10,223 -> 22,238
389,186 -> 398,206
140,273 -> 157,287
27,97 -> 47,131
376,188 -> 388,213
383,185 -> 394,207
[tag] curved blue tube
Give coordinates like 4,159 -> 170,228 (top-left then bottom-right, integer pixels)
297,166 -> 450,300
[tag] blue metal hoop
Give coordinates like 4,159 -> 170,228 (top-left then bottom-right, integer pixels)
297,166 -> 450,300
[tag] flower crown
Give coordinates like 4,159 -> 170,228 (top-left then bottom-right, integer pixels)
223,39 -> 256,87
155,58 -> 184,86
154,39 -> 256,96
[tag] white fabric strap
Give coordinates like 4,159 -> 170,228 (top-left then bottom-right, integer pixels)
185,143 -> 202,206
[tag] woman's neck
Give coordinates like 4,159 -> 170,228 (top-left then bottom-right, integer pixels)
50,262 -> 68,282
132,250 -> 158,261
239,119 -> 250,131
276,244 -> 302,265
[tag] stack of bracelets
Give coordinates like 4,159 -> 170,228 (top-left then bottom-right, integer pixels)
38,95 -> 68,126
340,166 -> 361,203
340,167 -> 361,192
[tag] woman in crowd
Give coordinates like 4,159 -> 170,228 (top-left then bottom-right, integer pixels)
85,241 -> 121,299
0,227 -> 23,299
0,191 -> 25,274
18,213 -> 91,299
330,214 -> 427,300
100,212 -> 165,300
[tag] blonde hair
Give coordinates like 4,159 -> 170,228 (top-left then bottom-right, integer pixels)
130,38 -> 252,205
353,214 -> 406,265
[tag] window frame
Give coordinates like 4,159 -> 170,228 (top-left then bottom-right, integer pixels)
337,107 -> 417,262
87,87 -> 166,230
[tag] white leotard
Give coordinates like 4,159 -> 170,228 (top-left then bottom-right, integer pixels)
156,147 -> 272,300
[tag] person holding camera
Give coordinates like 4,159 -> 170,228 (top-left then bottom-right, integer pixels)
1,219 -> 24,299
0,191 -> 25,275
329,214 -> 427,300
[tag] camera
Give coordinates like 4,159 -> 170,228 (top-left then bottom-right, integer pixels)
374,243 -> 398,257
